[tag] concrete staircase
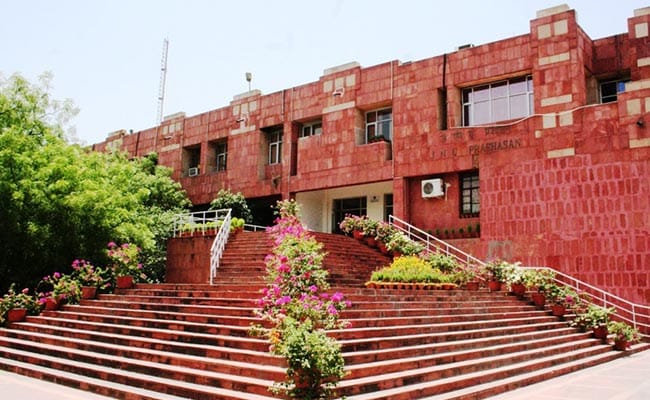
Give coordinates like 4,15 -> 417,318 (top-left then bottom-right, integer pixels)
0,231 -> 647,399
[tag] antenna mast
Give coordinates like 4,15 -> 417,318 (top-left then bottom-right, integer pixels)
156,38 -> 169,124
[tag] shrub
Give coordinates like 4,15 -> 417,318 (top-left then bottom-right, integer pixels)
209,189 -> 253,223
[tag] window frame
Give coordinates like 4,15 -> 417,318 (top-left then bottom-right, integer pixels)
599,78 -> 628,104
462,76 -> 533,126
365,108 -> 393,144
267,129 -> 283,165
300,120 -> 323,138
214,141 -> 227,172
459,171 -> 480,218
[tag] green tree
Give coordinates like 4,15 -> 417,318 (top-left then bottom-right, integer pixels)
209,188 -> 253,223
0,73 -> 190,292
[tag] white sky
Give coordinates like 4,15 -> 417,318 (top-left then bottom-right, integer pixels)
1,0 -> 647,145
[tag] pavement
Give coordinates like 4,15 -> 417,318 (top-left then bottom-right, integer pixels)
1,350 -> 649,399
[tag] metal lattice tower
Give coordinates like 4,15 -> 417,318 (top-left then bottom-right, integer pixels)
156,38 -> 169,124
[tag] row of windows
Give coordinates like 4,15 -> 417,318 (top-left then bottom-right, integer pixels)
184,74 -> 628,176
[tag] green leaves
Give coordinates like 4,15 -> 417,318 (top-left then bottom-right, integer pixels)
0,74 -> 190,292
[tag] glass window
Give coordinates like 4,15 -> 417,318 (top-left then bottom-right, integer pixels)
268,129 -> 283,165
215,141 -> 227,172
460,171 -> 480,217
332,197 -> 367,234
599,79 -> 628,103
365,108 -> 392,143
300,120 -> 322,138
462,76 -> 533,126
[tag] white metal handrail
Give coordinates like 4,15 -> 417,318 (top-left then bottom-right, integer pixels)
389,215 -> 485,267
521,266 -> 650,337
209,209 -> 232,285
389,216 -> 649,337
172,209 -> 228,237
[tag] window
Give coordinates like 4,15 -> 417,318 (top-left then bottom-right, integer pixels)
300,120 -> 322,138
183,146 -> 201,177
384,194 -> 393,222
460,172 -> 480,217
268,129 -> 283,165
365,108 -> 392,143
215,141 -> 227,172
599,79 -> 628,103
462,76 -> 533,126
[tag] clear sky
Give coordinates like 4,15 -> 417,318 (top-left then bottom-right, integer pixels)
1,0 -> 647,145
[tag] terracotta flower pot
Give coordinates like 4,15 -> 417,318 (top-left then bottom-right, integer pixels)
352,230 -> 364,241
116,275 -> 134,289
366,237 -> 378,248
531,292 -> 546,309
81,286 -> 98,299
613,339 -> 628,351
375,241 -> 387,254
592,325 -> 608,340
44,297 -> 59,311
488,280 -> 501,292
551,304 -> 566,317
7,308 -> 27,322
510,283 -> 526,297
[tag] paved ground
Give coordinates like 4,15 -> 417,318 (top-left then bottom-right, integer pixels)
490,348 -> 650,400
1,349 -> 649,399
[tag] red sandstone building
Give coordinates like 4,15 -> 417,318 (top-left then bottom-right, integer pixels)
94,5 -> 650,304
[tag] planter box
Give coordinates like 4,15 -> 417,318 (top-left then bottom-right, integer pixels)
81,286 -> 98,299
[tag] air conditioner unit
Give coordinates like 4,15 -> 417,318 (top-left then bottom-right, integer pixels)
188,167 -> 199,177
421,178 -> 444,198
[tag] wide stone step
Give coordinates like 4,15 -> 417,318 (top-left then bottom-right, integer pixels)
0,347 -> 277,399
343,327 -> 584,365
64,305 -> 260,327
421,342 -> 650,400
345,336 -> 599,379
0,334 -> 285,381
14,318 -> 269,352
340,343 -> 614,398
334,315 -> 562,340
99,294 -> 258,307
339,321 -> 568,352
79,299 -> 258,316
0,324 -> 274,364
345,310 -> 556,328
33,311 -> 255,337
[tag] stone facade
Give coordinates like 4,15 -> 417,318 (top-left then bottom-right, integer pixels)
93,5 -> 650,304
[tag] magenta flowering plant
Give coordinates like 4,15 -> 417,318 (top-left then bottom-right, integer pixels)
0,284 -> 39,317
251,199 -> 350,398
71,259 -> 111,291
37,272 -> 81,305
107,242 -> 146,281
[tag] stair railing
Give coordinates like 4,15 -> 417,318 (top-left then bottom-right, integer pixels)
172,209 -> 227,237
521,266 -> 650,337
388,216 -> 649,338
389,215 -> 485,268
209,209 -> 232,285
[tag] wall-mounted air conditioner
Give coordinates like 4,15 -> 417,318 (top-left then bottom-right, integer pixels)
421,178 -> 444,198
188,167 -> 199,177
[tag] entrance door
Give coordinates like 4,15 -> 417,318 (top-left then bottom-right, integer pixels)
332,197 -> 367,234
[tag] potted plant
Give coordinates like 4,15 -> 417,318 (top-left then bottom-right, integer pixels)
608,321 -> 641,351
481,260 -> 511,292
523,268 -> 555,309
71,259 -> 109,299
571,305 -> 615,339
546,284 -> 578,318
230,217 -> 245,234
107,241 -> 146,289
37,272 -> 82,309
0,284 -> 38,324
503,263 -> 526,297
362,219 -> 379,247
374,222 -> 396,254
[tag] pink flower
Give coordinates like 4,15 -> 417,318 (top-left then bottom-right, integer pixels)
107,242 -> 116,248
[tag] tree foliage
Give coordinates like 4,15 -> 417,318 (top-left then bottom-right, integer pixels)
209,188 -> 253,223
0,73 -> 191,292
